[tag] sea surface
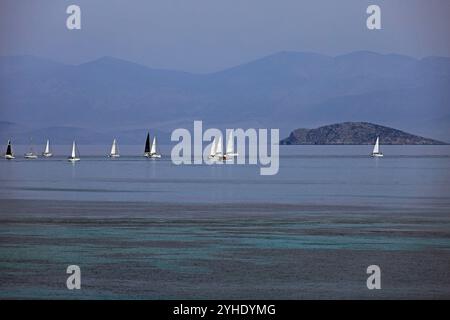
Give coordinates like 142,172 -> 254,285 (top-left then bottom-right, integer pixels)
0,145 -> 450,299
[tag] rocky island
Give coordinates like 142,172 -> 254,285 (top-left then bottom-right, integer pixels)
280,122 -> 447,145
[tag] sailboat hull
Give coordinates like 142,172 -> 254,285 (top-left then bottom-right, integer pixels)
109,139 -> 119,158
223,153 -> 238,160
144,153 -> 161,158
371,153 -> 384,157
42,153 -> 53,157
68,158 -> 80,162
5,155 -> 15,160
223,154 -> 235,161
24,153 -> 38,159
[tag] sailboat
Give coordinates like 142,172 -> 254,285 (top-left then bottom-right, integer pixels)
108,138 -> 120,158
215,135 -> 223,159
144,133 -> 152,157
4,140 -> 15,159
68,141 -> 80,162
371,137 -> 383,157
24,138 -> 38,159
150,136 -> 161,158
224,131 -> 238,160
42,139 -> 53,157
208,137 -> 217,159
209,135 -> 230,161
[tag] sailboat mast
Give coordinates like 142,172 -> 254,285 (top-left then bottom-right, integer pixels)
45,140 -> 50,153
144,133 -> 151,154
216,136 -> 223,155
210,138 -> 217,157
6,140 -> 12,156
150,137 -> 156,154
111,139 -> 117,155
29,138 -> 34,153
373,137 -> 380,154
71,141 -> 76,158
226,131 -> 234,154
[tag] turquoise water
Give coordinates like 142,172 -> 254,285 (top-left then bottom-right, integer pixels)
1,145 -> 450,299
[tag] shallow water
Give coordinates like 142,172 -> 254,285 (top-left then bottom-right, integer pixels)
0,145 -> 450,299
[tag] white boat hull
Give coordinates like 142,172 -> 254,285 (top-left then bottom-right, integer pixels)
25,154 -> 38,159
223,153 -> 238,160
109,154 -> 120,158
371,153 -> 384,157
42,153 -> 53,157
5,155 -> 15,160
144,153 -> 161,158
208,155 -> 227,162
68,157 -> 80,162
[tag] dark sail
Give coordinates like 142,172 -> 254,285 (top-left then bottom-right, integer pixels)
6,140 -> 12,156
144,133 -> 151,153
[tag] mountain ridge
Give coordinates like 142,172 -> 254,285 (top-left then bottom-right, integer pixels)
1,51 -> 449,142
4,50 -> 449,76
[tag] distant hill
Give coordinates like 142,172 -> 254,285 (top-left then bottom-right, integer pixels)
1,51 -> 450,141
0,121 -> 170,145
280,122 -> 447,145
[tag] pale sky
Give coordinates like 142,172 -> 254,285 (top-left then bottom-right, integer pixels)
1,0 -> 449,72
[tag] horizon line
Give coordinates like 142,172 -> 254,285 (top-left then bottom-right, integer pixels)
1,50 -> 449,75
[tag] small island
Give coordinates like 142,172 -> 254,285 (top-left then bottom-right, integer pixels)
280,122 -> 447,145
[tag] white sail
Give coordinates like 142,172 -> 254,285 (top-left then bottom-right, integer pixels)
71,141 -> 77,158
216,135 -> 223,155
42,139 -> 52,157
373,137 -> 380,154
226,131 -> 234,155
209,138 -> 217,157
68,140 -> 80,161
150,137 -> 156,154
110,139 -> 118,155
44,140 -> 50,154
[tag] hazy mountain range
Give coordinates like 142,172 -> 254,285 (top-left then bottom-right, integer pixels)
1,51 -> 449,144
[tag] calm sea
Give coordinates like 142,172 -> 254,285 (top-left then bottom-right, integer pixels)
1,145 -> 449,207
1,145 -> 450,299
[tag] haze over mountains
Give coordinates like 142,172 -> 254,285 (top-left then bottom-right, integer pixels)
0,51 -> 449,144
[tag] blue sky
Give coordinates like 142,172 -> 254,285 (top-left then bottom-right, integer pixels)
1,0 -> 449,72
